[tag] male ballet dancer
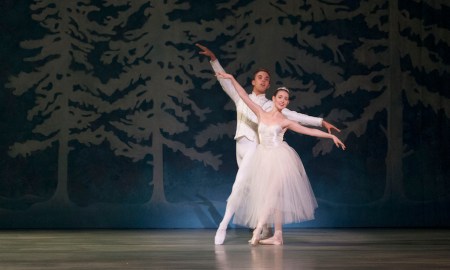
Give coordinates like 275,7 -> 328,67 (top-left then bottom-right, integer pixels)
196,44 -> 340,245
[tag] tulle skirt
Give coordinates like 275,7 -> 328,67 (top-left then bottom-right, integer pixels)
229,141 -> 318,228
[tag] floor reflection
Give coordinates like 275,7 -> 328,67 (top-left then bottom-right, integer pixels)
0,229 -> 448,269
215,243 -> 314,270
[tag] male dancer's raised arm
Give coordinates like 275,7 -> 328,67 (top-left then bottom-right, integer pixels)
196,44 -> 240,104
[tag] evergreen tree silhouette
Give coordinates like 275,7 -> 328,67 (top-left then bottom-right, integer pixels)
99,0 -> 221,204
6,0 -> 112,207
317,0 -> 450,204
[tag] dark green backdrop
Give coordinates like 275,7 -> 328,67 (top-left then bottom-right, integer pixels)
0,0 -> 449,228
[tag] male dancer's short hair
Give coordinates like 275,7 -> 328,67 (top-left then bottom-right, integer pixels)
252,68 -> 271,81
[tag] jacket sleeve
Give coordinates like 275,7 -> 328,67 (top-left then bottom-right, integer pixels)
261,99 -> 323,127
210,59 -> 240,104
281,107 -> 323,127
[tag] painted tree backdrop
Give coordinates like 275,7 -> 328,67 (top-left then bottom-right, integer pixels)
0,0 -> 448,228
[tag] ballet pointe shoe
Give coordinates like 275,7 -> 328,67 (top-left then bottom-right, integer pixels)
250,227 -> 262,246
214,228 -> 226,245
259,230 -> 283,245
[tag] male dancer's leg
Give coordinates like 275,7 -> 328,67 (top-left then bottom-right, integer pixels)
214,137 -> 256,245
235,137 -> 256,167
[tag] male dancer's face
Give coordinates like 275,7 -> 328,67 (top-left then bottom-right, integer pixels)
251,71 -> 270,95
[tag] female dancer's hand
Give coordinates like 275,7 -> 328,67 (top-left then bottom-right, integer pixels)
332,136 -> 346,150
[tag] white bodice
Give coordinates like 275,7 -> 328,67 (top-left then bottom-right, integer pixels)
258,123 -> 285,147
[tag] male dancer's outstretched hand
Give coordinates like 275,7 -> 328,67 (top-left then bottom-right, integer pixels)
322,120 -> 341,134
196,43 -> 217,61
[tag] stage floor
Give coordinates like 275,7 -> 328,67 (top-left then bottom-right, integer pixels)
0,228 -> 449,269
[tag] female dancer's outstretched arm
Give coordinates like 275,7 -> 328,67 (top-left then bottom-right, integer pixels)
285,120 -> 346,150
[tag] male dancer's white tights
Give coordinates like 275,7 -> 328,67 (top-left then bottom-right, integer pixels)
218,137 -> 257,230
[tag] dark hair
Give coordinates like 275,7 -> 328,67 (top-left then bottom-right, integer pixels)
252,68 -> 271,81
273,86 -> 290,97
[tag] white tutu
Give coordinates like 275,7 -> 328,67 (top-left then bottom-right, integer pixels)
229,123 -> 318,228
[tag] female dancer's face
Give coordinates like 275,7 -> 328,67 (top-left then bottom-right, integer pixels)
273,90 -> 289,110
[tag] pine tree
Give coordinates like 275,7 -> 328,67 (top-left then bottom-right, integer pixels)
99,0 -> 221,204
6,0 -> 111,207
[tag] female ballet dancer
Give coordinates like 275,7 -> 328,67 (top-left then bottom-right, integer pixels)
216,71 -> 346,245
